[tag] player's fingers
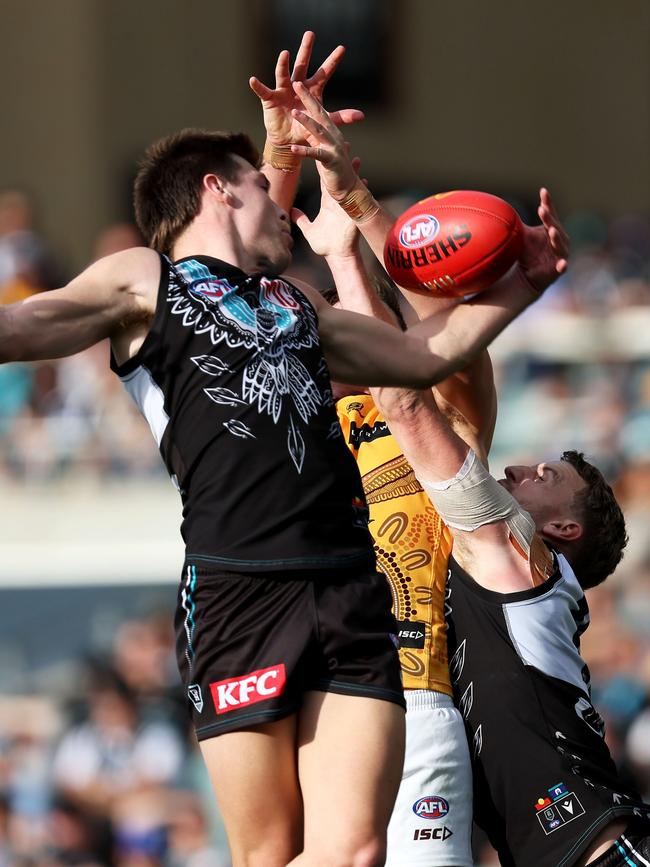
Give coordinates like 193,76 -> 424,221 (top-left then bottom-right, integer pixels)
540,209 -> 570,258
329,109 -> 365,126
291,30 -> 315,81
290,143 -> 330,163
548,226 -> 570,260
291,108 -> 333,142
538,199 -> 569,248
275,49 -> 291,88
290,206 -> 311,231
539,188 -> 567,238
539,187 -> 559,219
292,81 -> 334,128
249,77 -> 275,101
307,44 -> 345,90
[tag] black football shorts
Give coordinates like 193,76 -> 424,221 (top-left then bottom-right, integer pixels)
174,562 -> 405,739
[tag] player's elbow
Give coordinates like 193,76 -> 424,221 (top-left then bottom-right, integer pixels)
415,353 -> 466,389
400,334 -> 468,388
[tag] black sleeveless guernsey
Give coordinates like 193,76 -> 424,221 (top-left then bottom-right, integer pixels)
445,552 -> 650,867
111,254 -> 375,572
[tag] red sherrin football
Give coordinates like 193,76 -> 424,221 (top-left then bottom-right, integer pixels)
383,190 -> 524,297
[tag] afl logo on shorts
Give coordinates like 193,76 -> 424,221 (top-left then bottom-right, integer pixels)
399,214 -> 440,249
413,795 -> 449,819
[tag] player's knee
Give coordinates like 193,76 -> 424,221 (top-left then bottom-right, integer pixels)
232,834 -> 300,867
348,838 -> 386,867
305,835 -> 386,867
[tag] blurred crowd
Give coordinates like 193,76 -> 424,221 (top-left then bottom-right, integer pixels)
0,612 -> 230,867
0,186 -> 648,865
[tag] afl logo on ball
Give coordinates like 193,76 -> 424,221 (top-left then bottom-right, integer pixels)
399,214 -> 440,249
413,795 -> 449,819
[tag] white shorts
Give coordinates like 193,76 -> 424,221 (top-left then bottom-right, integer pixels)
386,690 -> 474,867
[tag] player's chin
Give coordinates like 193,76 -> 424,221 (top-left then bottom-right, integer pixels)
270,247 -> 293,275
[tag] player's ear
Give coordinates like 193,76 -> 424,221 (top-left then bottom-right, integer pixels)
541,518 -> 583,543
203,173 -> 235,206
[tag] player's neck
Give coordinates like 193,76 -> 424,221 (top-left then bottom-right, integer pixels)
172,222 -> 253,273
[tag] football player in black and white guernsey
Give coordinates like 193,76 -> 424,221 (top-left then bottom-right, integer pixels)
373,380 -> 650,866
0,33 -> 570,867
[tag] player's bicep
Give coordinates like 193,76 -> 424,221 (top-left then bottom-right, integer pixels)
0,248 -> 158,362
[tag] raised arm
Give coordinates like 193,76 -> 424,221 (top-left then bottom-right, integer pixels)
0,247 -> 158,363
294,176 -> 566,423
250,31 -> 363,213
294,160 -> 497,458
288,82 -> 568,433
297,263 -> 543,390
372,384 -> 550,593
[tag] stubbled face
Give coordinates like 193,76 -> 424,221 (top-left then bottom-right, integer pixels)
228,157 -> 293,274
498,460 -> 586,529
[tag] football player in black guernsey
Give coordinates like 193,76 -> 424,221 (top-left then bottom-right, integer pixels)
0,33 -> 569,867
372,377 -> 650,866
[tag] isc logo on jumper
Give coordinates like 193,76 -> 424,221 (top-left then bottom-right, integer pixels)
413,795 -> 449,819
399,215 -> 440,249
413,827 -> 453,841
209,664 -> 286,714
397,620 -> 426,649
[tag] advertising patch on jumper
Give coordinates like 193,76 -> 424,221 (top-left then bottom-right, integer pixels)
534,782 -> 585,835
397,620 -> 426,649
412,795 -> 449,820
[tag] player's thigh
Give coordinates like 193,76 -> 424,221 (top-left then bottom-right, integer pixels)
200,714 -> 302,867
386,691 -> 473,867
297,690 -> 406,862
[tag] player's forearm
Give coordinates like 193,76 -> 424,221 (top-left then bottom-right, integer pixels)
354,204 -> 395,264
373,385 -> 470,481
410,265 -> 538,373
326,251 -> 396,325
262,149 -> 302,213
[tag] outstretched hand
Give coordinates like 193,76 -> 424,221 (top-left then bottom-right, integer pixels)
289,81 -> 359,200
518,189 -> 570,293
293,158 -> 362,259
250,31 -> 364,147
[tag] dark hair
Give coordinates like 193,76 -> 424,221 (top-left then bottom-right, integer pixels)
133,128 -> 260,253
561,450 -> 628,589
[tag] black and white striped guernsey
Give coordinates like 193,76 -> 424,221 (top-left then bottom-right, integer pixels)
110,253 -> 375,572
445,551 -> 650,867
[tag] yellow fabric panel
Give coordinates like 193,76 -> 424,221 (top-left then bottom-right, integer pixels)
337,394 -> 453,694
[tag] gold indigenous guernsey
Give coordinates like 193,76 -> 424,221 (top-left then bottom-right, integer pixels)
336,394 -> 453,695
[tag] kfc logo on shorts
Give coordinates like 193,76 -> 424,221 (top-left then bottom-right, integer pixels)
412,795 -> 449,819
209,664 -> 286,714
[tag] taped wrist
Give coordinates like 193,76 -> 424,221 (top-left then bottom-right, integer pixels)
420,449 -> 536,554
338,178 -> 380,223
262,142 -> 300,172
